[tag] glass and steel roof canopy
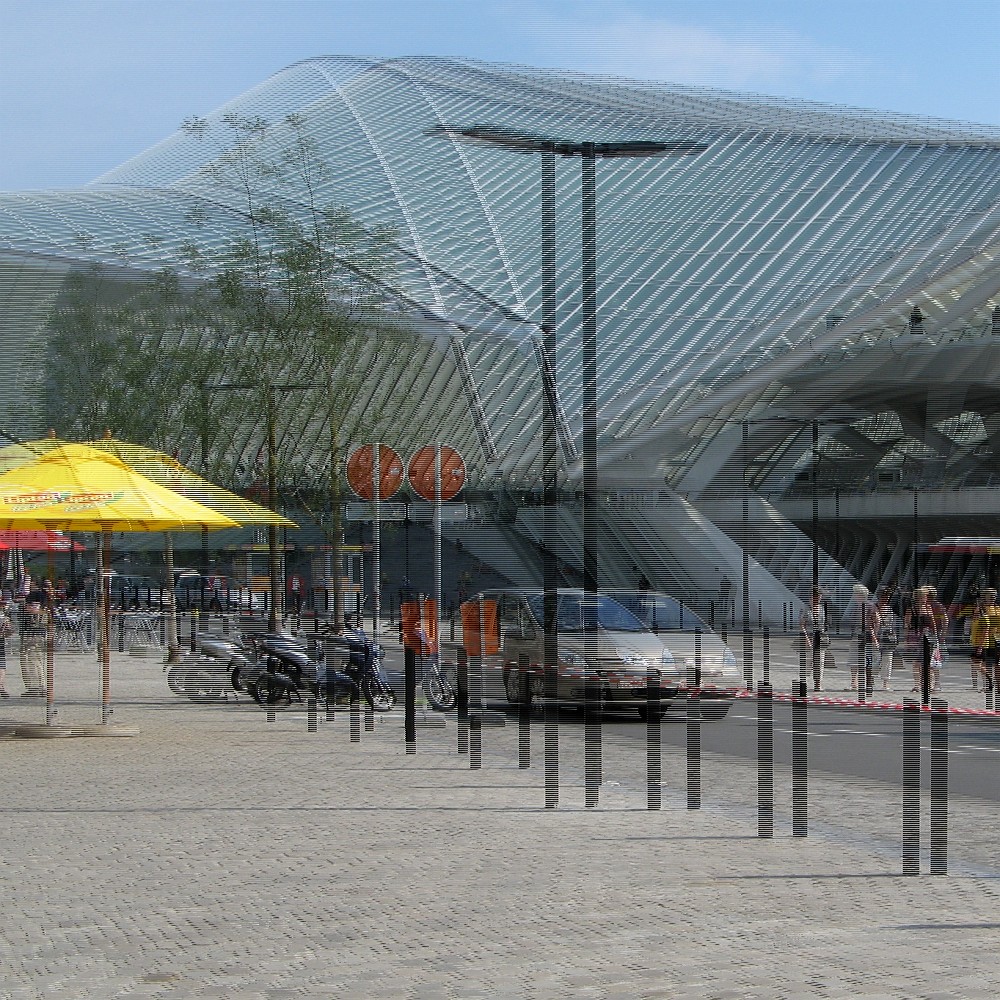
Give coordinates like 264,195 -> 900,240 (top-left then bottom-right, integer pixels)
1,55 -> 999,491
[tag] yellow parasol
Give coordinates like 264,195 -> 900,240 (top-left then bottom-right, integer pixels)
86,434 -> 296,658
85,435 -> 296,527
0,443 -> 240,722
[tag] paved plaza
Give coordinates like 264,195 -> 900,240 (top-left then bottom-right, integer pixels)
2,631 -> 999,999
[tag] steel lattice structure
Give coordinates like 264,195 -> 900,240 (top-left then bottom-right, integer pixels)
2,55 -> 1000,499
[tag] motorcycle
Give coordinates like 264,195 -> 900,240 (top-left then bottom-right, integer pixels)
241,631 -> 353,707
243,629 -> 396,712
323,627 -> 397,711
168,635 -> 252,701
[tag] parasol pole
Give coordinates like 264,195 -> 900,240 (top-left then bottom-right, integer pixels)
163,531 -> 182,663
101,528 -> 112,724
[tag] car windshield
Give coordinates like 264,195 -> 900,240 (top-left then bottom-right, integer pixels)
524,593 -> 648,633
609,592 -> 710,632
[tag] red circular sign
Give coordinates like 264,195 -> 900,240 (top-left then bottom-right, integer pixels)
346,444 -> 404,500
408,445 -> 466,501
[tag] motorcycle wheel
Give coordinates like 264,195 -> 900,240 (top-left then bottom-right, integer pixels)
167,666 -> 188,696
423,668 -> 457,712
251,678 -> 291,707
362,675 -> 397,712
184,668 -> 222,701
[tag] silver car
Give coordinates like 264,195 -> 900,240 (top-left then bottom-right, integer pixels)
464,588 -> 678,721
606,590 -> 743,718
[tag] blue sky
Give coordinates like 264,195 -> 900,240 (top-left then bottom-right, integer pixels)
1,0 -> 998,191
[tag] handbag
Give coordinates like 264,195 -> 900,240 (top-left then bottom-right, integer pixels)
879,625 -> 898,647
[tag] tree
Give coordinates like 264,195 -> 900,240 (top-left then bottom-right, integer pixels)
47,111 -> 414,629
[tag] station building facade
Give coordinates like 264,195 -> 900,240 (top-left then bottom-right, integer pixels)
1,56 -> 999,618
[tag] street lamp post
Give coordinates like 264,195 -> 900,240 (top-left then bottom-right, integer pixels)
430,126 -> 706,807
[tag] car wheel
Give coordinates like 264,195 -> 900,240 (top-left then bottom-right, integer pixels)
698,700 -> 733,722
504,668 -> 530,706
637,705 -> 666,722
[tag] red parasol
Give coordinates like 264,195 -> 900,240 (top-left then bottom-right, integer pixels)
0,529 -> 86,553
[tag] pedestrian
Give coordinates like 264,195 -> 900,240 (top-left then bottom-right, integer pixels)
844,584 -> 880,695
0,601 -> 12,698
969,588 -> 999,692
875,586 -> 899,691
287,573 -> 304,615
905,585 -> 941,693
18,590 -> 48,697
925,584 -> 949,686
799,586 -> 833,692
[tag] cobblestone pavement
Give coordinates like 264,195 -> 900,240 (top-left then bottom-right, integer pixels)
1,638 -> 998,999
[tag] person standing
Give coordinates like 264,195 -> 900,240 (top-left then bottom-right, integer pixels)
844,584 -> 880,695
799,587 -> 832,692
905,586 -> 940,694
969,588 -> 999,692
0,600 -> 12,698
875,587 -> 899,691
925,585 -> 949,690
18,590 -> 48,697
287,573 -> 304,615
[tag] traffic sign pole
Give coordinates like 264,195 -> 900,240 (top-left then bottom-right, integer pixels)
373,444 -> 381,632
434,444 -> 442,638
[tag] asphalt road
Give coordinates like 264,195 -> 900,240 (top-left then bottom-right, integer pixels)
380,654 -> 999,802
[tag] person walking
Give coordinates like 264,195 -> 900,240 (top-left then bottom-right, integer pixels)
799,586 -> 832,692
875,586 -> 899,691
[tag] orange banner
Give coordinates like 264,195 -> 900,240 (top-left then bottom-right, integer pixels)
402,598 -> 438,655
460,599 -> 499,656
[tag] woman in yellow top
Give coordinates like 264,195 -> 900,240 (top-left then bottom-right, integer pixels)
969,588 -> 1000,692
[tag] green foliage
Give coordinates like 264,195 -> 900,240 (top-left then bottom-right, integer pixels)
45,112 -> 413,505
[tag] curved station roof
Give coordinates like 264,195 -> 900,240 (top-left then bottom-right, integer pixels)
2,55 -> 999,498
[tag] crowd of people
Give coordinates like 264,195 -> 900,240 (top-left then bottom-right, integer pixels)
799,580 -> 1000,695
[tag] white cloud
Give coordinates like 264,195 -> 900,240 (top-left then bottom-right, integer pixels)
527,10 -> 864,95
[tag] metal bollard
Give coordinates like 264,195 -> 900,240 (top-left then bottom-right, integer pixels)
791,679 -> 807,837
456,647 -> 469,754
902,699 -> 920,874
517,652 -> 530,769
645,663 -> 661,811
757,680 -> 773,838
686,664 -> 701,811
930,698 -> 948,875
405,644 -> 416,754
